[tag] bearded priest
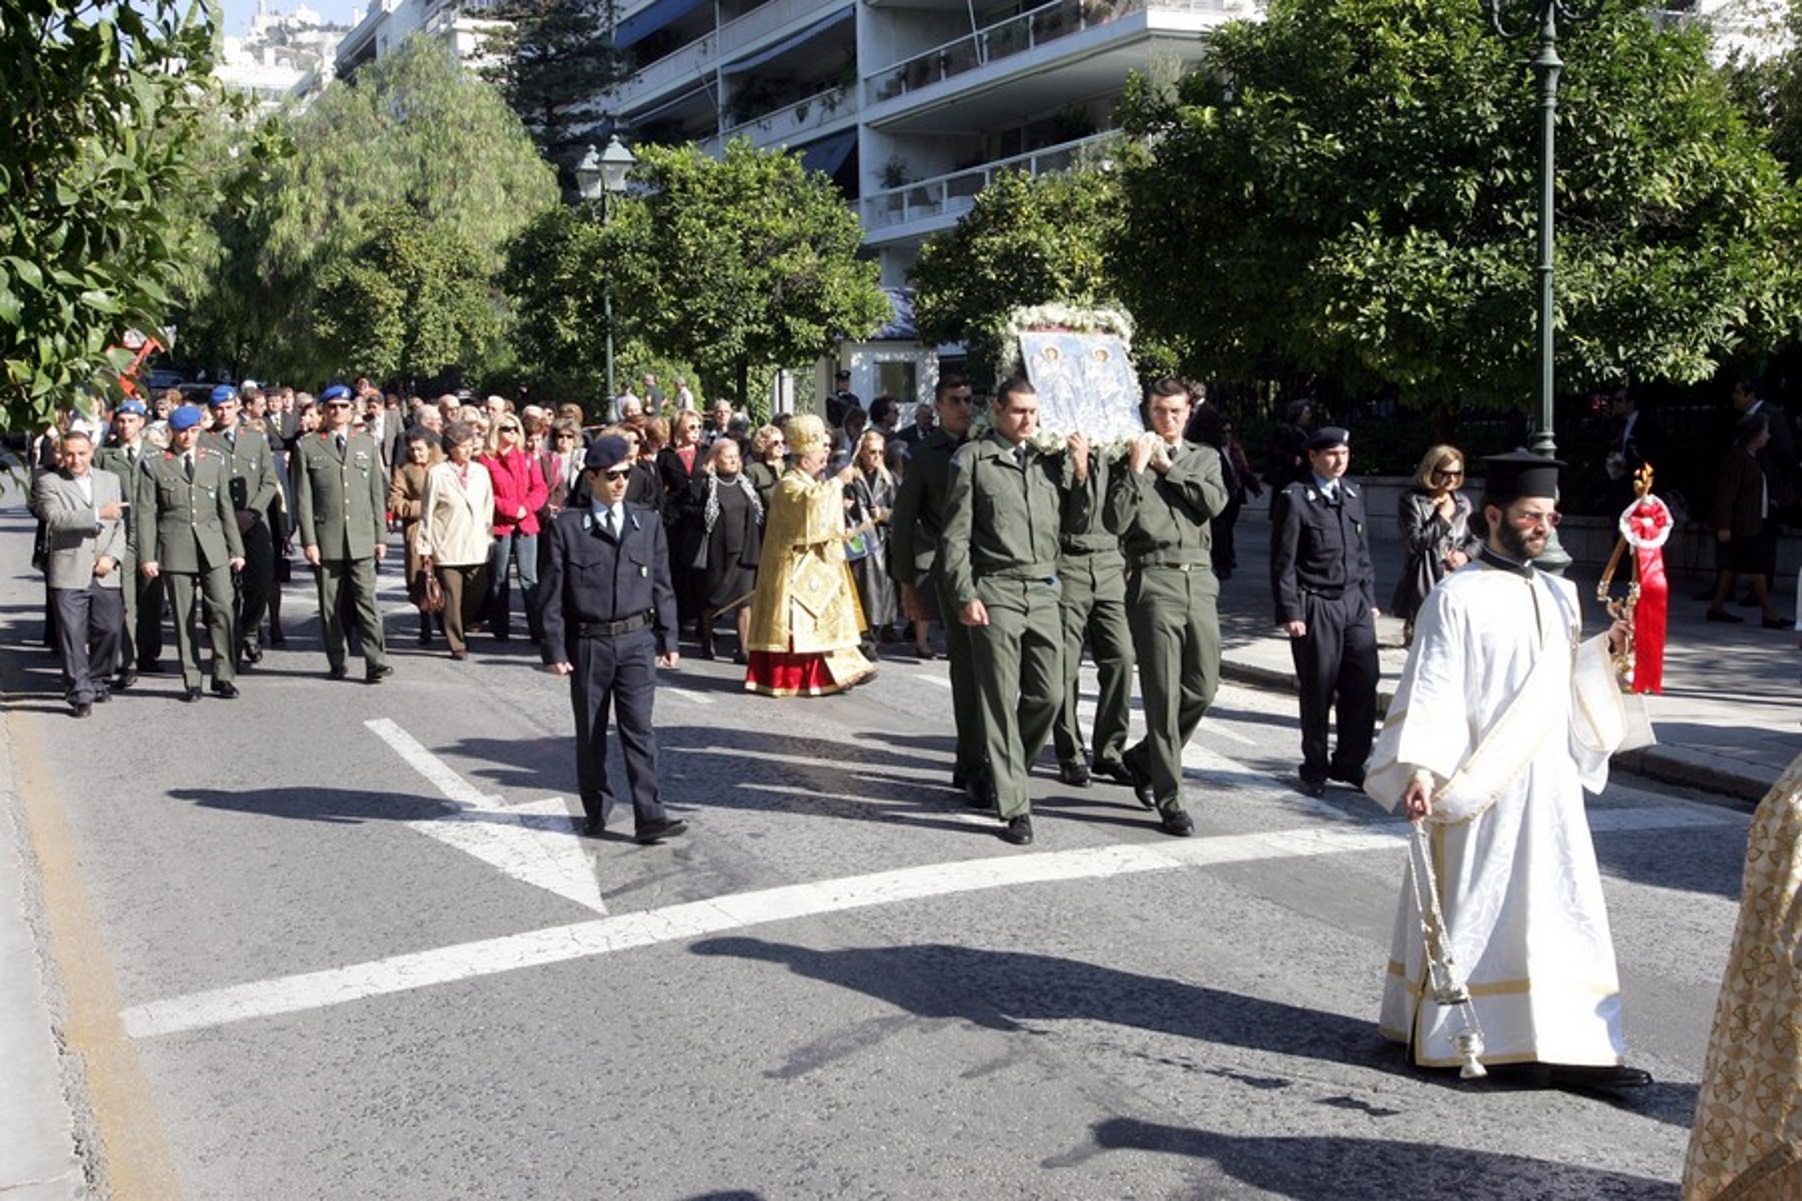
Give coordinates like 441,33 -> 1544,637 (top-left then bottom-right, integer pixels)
1364,452 -> 1651,1094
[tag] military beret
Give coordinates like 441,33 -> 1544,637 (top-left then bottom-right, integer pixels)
168,405 -> 204,431
1306,426 -> 1350,451
116,399 -> 148,417
208,384 -> 237,406
319,383 -> 352,403
583,435 -> 631,472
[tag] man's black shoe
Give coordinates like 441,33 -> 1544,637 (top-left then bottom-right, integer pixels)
1058,761 -> 1092,788
635,818 -> 688,845
964,776 -> 997,811
71,701 -> 92,718
212,681 -> 239,699
1160,808 -> 1195,837
138,659 -> 163,674
241,640 -> 263,665
1298,777 -> 1327,799
1091,759 -> 1135,788
92,690 -> 111,704
327,664 -> 348,681
1328,766 -> 1366,789
999,814 -> 1034,846
1127,760 -> 1157,809
1545,1064 -> 1654,1094
578,816 -> 607,839
114,671 -> 138,691
366,663 -> 394,684
182,685 -> 203,703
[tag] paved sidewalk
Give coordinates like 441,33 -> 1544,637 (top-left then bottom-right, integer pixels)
1216,500 -> 1799,806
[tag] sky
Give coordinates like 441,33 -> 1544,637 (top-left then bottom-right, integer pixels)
217,0 -> 369,39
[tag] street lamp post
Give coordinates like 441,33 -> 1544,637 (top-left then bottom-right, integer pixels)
573,135 -> 638,407
1481,0 -> 1598,573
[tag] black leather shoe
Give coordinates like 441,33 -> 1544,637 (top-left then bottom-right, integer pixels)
998,814 -> 1034,846
1544,1064 -> 1654,1093
964,776 -> 997,811
92,690 -> 111,704
71,701 -> 92,718
1091,759 -> 1135,788
365,664 -> 394,684
138,659 -> 163,674
1160,808 -> 1195,837
327,664 -> 348,681
1705,608 -> 1744,624
635,818 -> 688,845
212,681 -> 239,699
1298,777 -> 1327,799
241,640 -> 263,665
114,671 -> 138,691
182,685 -> 203,703
1058,761 -> 1092,788
1126,760 -> 1157,809
578,816 -> 607,838
1328,766 -> 1366,788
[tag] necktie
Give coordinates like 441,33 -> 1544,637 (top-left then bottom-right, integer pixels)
126,447 -> 137,469
226,430 -> 236,450
601,508 -> 617,537
335,433 -> 346,455
1014,444 -> 1029,470
183,452 -> 194,481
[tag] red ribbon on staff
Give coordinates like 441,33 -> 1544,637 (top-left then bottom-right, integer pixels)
1619,491 -> 1673,695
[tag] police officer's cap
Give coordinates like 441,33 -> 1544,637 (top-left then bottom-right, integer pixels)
583,435 -> 631,472
168,405 -> 204,431
208,384 -> 237,406
116,399 -> 148,417
1306,426 -> 1350,451
319,383 -> 352,403
1481,451 -> 1564,504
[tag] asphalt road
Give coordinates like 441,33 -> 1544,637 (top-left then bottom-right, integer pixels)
2,515 -> 1750,1199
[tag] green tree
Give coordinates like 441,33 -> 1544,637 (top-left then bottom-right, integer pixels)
1114,0 -> 1801,406
206,35 -> 558,384
606,138 -> 889,404
909,167 -> 1123,377
313,204 -> 502,380
503,203 -> 609,399
480,0 -> 626,193
1,0 -> 218,429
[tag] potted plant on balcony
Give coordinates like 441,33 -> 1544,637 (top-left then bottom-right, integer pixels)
878,155 -> 913,190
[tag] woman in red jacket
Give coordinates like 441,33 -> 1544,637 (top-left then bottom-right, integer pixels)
480,413 -> 550,642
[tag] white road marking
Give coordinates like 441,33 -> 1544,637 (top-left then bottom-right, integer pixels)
363,719 -> 609,916
118,803 -> 1728,1039
915,674 -> 952,688
1209,722 -> 1257,747
663,687 -> 715,705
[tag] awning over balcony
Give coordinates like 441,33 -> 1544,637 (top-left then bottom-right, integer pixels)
872,287 -> 916,342
720,5 -> 853,74
796,130 -> 856,177
614,0 -> 713,50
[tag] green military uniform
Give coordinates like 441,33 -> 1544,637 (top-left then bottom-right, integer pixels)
1104,438 -> 1228,816
1053,452 -> 1134,778
293,429 -> 389,675
203,424 -> 280,660
95,439 -> 161,674
890,426 -> 985,790
941,432 -> 1072,825
134,444 -> 245,691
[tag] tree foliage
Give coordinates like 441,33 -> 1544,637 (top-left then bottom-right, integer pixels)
195,35 -> 559,384
503,203 -> 609,399
1,0 -> 218,429
605,138 -> 890,403
313,204 -> 502,380
910,167 -> 1123,376
480,0 -> 626,194
1113,0 -> 1802,406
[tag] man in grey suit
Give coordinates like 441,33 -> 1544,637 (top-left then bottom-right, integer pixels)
137,406 -> 246,701
293,383 -> 391,683
33,430 -> 127,715
95,397 -> 160,684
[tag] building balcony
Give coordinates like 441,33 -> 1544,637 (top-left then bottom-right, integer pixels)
862,0 -> 1248,120
860,129 -> 1119,240
619,30 -> 719,112
721,86 -> 860,147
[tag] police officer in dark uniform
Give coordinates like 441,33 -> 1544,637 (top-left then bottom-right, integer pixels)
1270,425 -> 1379,797
541,436 -> 688,845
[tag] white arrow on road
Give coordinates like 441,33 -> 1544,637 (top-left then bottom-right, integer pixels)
364,718 -> 609,916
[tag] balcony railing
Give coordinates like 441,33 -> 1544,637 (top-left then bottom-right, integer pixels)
721,85 -> 857,141
861,130 -> 1121,231
864,0 -> 1232,106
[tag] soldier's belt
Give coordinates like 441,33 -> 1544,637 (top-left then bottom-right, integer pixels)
578,611 -> 653,638
1130,554 -> 1210,572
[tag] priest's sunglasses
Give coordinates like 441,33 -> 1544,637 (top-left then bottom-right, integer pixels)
1509,507 -> 1561,529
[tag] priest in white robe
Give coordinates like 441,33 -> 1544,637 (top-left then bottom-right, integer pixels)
1364,452 -> 1650,1093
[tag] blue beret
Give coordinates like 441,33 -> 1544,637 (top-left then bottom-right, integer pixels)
583,435 -> 631,472
208,384 -> 237,406
168,405 -> 204,431
1307,426 -> 1350,451
116,399 -> 148,417
320,383 -> 351,403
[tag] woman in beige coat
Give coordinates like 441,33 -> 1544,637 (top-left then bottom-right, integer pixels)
416,421 -> 495,660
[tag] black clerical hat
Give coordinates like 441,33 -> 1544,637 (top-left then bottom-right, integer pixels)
1481,451 -> 1563,503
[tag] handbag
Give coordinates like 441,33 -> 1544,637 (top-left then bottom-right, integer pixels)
415,569 -> 446,614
